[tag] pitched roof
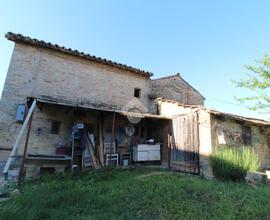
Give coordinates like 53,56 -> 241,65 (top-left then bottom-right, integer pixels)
207,109 -> 270,126
153,73 -> 205,100
157,98 -> 270,125
5,32 -> 153,77
30,96 -> 171,120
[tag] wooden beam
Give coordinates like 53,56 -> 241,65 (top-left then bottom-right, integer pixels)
86,133 -> 98,169
98,113 -> 104,166
168,119 -> 172,169
80,129 -> 87,170
110,112 -> 116,166
195,111 -> 200,175
18,112 -> 34,187
3,99 -> 37,174
71,132 -> 75,169
0,147 -> 12,151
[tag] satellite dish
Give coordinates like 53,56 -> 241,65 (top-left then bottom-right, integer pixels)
127,107 -> 143,124
125,124 -> 135,137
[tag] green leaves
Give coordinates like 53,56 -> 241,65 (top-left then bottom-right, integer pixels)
233,54 -> 270,112
1,168 -> 270,219
210,146 -> 260,181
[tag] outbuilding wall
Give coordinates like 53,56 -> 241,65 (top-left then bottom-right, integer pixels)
158,100 -> 270,177
157,101 -> 213,178
211,116 -> 270,171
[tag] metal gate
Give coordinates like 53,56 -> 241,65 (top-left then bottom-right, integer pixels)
170,112 -> 200,175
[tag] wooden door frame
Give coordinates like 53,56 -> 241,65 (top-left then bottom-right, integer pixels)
169,112 -> 200,175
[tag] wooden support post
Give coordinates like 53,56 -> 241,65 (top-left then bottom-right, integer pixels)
3,99 -> 37,175
98,113 -> 104,166
168,119 -> 172,169
86,133 -> 98,169
71,132 -> 75,169
195,111 -> 200,175
81,129 -> 87,170
110,112 -> 116,166
18,112 -> 34,187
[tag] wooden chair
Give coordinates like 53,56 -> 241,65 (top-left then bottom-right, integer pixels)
104,143 -> 118,166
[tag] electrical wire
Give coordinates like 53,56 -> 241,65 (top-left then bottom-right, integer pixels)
205,96 -> 251,108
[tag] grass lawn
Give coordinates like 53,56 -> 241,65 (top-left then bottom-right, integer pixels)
0,168 -> 270,220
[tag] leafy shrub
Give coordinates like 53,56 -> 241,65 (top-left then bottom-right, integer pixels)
210,146 -> 260,181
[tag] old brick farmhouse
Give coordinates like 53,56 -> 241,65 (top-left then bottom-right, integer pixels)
0,32 -> 270,181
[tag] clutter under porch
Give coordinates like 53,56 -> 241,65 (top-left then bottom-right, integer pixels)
16,99 -> 171,179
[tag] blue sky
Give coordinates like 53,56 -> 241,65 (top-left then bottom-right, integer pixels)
1,0 -> 270,119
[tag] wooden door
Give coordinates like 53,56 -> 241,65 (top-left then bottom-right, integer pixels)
170,112 -> 200,174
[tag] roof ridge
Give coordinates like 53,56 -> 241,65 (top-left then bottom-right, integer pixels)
152,73 -> 180,81
152,73 -> 205,99
5,32 -> 153,77
176,74 -> 205,100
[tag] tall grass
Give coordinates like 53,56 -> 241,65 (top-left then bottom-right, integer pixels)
1,168 -> 270,219
210,146 -> 260,181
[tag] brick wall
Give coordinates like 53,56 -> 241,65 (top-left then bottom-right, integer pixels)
0,42 -> 151,158
0,42 -> 206,168
0,44 -> 36,155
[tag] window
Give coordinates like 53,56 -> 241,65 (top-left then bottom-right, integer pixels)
134,88 -> 141,98
242,125 -> 252,145
50,120 -> 61,134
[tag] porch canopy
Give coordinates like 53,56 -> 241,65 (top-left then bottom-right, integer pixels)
27,96 -> 171,169
28,96 -> 172,120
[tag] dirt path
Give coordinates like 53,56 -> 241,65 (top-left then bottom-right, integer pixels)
136,171 -> 167,179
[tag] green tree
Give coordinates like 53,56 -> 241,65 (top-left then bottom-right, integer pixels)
233,54 -> 270,113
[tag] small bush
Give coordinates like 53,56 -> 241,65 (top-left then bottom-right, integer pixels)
210,146 -> 260,181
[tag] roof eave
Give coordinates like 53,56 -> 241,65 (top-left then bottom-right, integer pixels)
5,32 -> 153,78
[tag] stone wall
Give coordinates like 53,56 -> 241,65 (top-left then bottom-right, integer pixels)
151,75 -> 204,105
211,116 -> 270,171
156,100 -> 270,177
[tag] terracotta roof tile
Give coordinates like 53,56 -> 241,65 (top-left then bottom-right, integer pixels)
157,98 -> 270,125
5,32 -> 153,77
